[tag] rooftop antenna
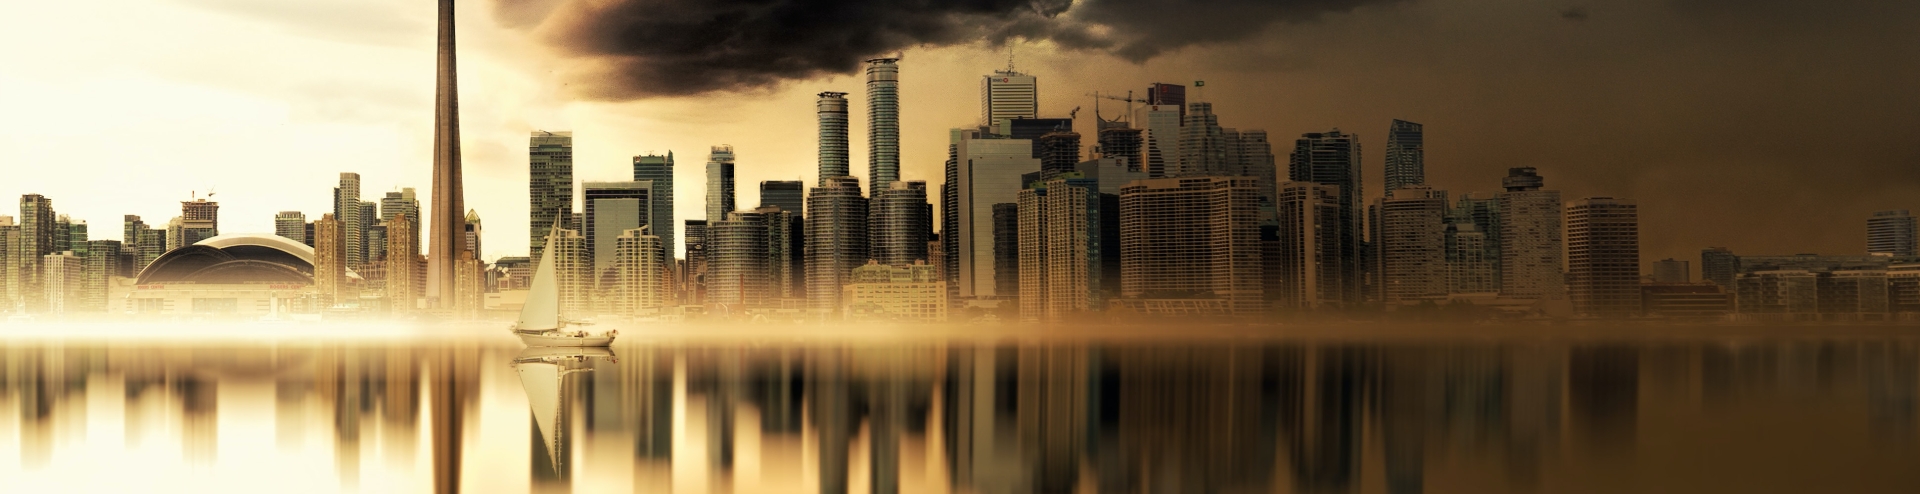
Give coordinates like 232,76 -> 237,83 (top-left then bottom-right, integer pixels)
1006,43 -> 1016,73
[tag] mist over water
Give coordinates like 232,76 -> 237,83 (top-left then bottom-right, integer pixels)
4,324 -> 1919,493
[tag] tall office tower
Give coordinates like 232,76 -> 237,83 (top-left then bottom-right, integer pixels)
123,215 -> 143,248
1016,177 -> 1104,321
1651,258 -> 1690,283
82,240 -> 119,312
452,250 -> 485,317
1497,167 -> 1564,299
15,194 -> 55,312
1289,130 -> 1365,305
867,58 -> 901,196
42,252 -> 81,314
1868,210 -> 1918,257
178,198 -> 219,246
165,217 -> 183,251
736,206 -> 799,300
952,132 -> 1041,299
1566,197 -> 1641,318
709,211 -> 773,310
1383,119 -> 1425,193
545,228 -> 590,317
1146,82 -> 1186,119
275,211 -> 307,244
1273,182 -> 1343,309
1119,177 -> 1265,313
927,234 -> 946,283
991,203 -> 1020,298
1037,132 -> 1082,175
366,222 -> 388,265
705,145 -> 737,221
1006,118 -> 1074,159
583,181 -> 654,288
135,227 -> 165,270
869,181 -> 931,266
1446,222 -> 1495,293
804,176 -> 868,314
1176,102 -> 1228,177
1096,126 -> 1145,172
631,152 -> 676,256
51,216 -> 71,255
1229,130 -> 1278,206
1701,247 -> 1739,288
614,227 -> 667,315
1376,186 -> 1450,305
334,173 -> 363,269
0,217 -> 13,306
427,0 -> 467,310
463,209 -> 482,261
529,131 -> 575,264
941,131 -> 966,292
64,218 -> 88,257
760,180 -> 805,214
387,213 -> 420,311
683,220 -> 709,304
981,70 -> 1038,133
381,187 -> 421,226
817,92 -> 850,181
314,213 -> 346,307
358,201 -> 377,261
1134,104 -> 1183,178
1452,195 -> 1502,289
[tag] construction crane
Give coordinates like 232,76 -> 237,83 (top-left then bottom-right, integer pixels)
1088,91 -> 1143,126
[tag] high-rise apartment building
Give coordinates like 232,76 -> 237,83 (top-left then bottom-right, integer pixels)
683,220 -> 709,305
274,211 -> 307,245
740,206 -> 800,301
709,210 -> 773,310
1451,195 -> 1502,290
1095,126 -> 1145,173
1176,102 -> 1227,177
1868,209 -> 1917,257
1446,222 -> 1495,293
1289,130 -> 1364,305
1651,258 -> 1690,283
583,181 -> 654,288
1017,177 -> 1104,320
1383,119 -> 1425,193
614,226 -> 667,315
981,70 -> 1038,133
380,188 -> 420,233
14,194 -> 55,312
1498,167 -> 1564,299
1135,104 -> 1182,178
83,240 -> 119,313
1702,247 -> 1739,288
950,133 -> 1041,299
705,145 -> 736,221
180,198 -> 219,246
869,181 -> 931,266
1038,131 -> 1082,175
0,216 -> 14,307
530,131 -> 575,263
1376,186 -> 1449,305
817,92 -> 850,181
867,58 -> 901,196
314,213 -> 346,307
1566,197 -> 1641,318
805,176 -> 868,314
43,251 -> 81,314
1119,177 -> 1265,314
1274,182 -> 1343,309
632,152 -> 676,257
1228,130 -> 1278,210
549,228 -> 590,318
387,213 -> 420,311
334,173 -> 363,270
760,180 -> 805,215
358,201 -> 377,262
991,203 -> 1020,299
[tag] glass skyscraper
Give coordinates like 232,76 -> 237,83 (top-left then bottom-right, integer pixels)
632,152 -> 675,259
529,131 -> 574,263
705,145 -> 736,222
1384,119 -> 1425,193
866,58 -> 900,196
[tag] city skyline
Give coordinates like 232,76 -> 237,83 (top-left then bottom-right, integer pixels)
3,0 -> 1917,271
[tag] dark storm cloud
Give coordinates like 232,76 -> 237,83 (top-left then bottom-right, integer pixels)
492,0 -> 1393,98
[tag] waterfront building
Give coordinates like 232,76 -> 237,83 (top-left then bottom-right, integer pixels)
870,181 -> 931,266
530,131 -> 575,263
1017,176 -> 1104,321
867,58 -> 901,196
1118,177 -> 1265,314
1376,186 -> 1450,305
334,173 -> 363,269
1566,197 -> 1641,318
981,69 -> 1038,133
1273,182 -> 1343,309
632,152 -> 676,255
1289,130 -> 1365,304
949,132 -> 1040,299
843,261 -> 946,322
805,177 -> 868,314
1868,209 -> 1918,257
1383,119 -> 1424,193
1498,167 -> 1564,299
275,211 -> 307,245
817,92 -> 850,180
705,145 -> 736,221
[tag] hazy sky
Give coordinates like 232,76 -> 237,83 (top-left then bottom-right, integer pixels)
2,0 -> 1916,270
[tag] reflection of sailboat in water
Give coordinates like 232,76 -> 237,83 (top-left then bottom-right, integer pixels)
512,228 -> 618,347
514,346 -> 616,480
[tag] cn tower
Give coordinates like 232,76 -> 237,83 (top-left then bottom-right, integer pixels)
427,0 -> 464,309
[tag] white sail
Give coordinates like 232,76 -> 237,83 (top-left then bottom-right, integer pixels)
516,361 -> 563,473
515,232 -> 561,331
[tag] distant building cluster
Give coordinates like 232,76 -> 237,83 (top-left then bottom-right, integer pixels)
8,58 -> 1920,324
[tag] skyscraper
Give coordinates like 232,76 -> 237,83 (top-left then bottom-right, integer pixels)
1446,222 -> 1495,293
1135,104 -> 1182,178
1498,167 -> 1564,299
1176,102 -> 1227,177
1017,177 -> 1104,321
867,58 -> 901,196
1451,194 -> 1502,290
380,188 -> 421,226
805,176 -> 868,314
1376,186 -> 1449,305
1867,209 -> 1917,257
981,70 -> 1038,133
1119,177 -> 1265,314
632,152 -> 676,257
180,198 -> 218,245
1146,82 -> 1186,119
1566,197 -> 1641,318
817,92 -> 850,181
1095,126 -> 1144,173
614,226 -> 667,315
705,145 -> 736,221
1274,182 -> 1343,309
1701,247 -> 1739,288
709,210 -> 773,310
335,173 -> 363,269
275,211 -> 307,244
1229,130 -> 1278,211
1038,131 -> 1082,175
991,203 -> 1020,299
583,181 -> 653,290
760,180 -> 804,215
82,240 -> 119,313
0,216 -> 13,307
530,131 -> 574,263
314,213 -> 346,307
42,251 -> 81,314
463,209 -> 483,261
15,194 -> 55,312
869,181 -> 931,266
1289,130 -> 1364,305
549,228 -> 590,318
428,0 -> 467,310
683,220 -> 709,305
387,213 -> 420,312
951,132 -> 1041,299
1383,119 -> 1425,193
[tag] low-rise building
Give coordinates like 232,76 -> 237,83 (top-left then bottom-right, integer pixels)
843,261 -> 946,322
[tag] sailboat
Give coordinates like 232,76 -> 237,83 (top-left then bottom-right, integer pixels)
513,346 -> 616,479
512,229 -> 618,347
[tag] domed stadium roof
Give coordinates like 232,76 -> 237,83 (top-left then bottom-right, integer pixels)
136,233 -> 357,285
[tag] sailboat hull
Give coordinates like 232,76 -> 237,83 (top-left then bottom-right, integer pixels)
516,332 -> 616,347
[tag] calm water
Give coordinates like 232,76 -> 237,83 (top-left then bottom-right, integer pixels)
4,325 -> 1919,493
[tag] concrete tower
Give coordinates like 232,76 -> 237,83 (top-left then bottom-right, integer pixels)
428,0 -> 465,308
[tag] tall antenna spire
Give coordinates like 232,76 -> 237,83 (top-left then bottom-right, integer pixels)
1006,43 -> 1016,72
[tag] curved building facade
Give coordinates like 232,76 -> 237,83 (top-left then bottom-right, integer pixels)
127,233 -> 361,317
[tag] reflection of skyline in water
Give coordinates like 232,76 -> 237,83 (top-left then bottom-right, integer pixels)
4,337 -> 1920,492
